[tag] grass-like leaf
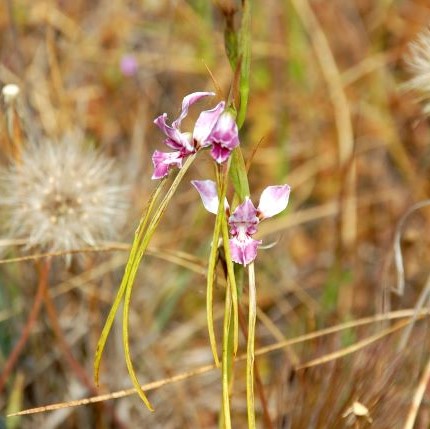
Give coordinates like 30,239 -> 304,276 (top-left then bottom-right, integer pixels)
93,180 -> 166,388
94,154 -> 197,411
236,0 -> 251,129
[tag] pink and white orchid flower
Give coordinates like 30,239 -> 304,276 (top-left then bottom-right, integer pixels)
152,92 -> 240,179
192,180 -> 291,266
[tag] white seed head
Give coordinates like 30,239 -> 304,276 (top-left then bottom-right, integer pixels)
2,84 -> 20,104
404,28 -> 430,113
0,136 -> 129,258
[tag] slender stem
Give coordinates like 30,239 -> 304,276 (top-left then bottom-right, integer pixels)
0,260 -> 48,393
220,217 -> 239,356
206,210 -> 223,367
218,160 -> 238,356
237,304 -> 273,429
221,279 -> 232,429
247,262 -> 256,429
237,0 -> 251,129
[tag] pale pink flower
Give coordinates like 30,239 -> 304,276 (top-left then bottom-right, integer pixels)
192,180 -> 291,265
152,92 -> 240,179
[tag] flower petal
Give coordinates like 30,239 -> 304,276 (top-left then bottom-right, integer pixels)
207,112 -> 240,163
210,144 -> 233,164
151,150 -> 183,180
229,197 -> 258,224
154,114 -> 194,152
210,112 -> 240,149
173,91 -> 216,130
191,180 -> 220,214
193,101 -> 225,146
257,185 -> 291,219
229,236 -> 261,266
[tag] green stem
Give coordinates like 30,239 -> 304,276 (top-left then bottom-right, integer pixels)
221,216 -> 239,355
206,208 -> 223,367
221,279 -> 232,429
246,262 -> 256,429
236,0 -> 251,129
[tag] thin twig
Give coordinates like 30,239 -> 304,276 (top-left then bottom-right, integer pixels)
403,355 -> 430,429
398,272 -> 430,350
0,259 -> 49,393
43,271 -> 96,391
42,262 -> 127,428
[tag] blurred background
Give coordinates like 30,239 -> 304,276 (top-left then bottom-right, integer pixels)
1,0 -> 430,427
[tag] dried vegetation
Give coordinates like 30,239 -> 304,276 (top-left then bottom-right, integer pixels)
1,0 -> 430,428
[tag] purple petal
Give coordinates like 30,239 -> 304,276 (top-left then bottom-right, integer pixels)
228,197 -> 259,238
210,144 -> 233,164
229,197 -> 258,224
151,150 -> 183,180
257,185 -> 291,219
229,236 -> 261,266
210,112 -> 240,149
193,101 -> 225,146
207,112 -> 240,163
173,92 -> 216,130
164,132 -> 193,152
154,114 -> 194,152
191,180 -> 219,214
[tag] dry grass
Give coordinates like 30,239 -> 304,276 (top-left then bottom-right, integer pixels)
1,0 -> 430,428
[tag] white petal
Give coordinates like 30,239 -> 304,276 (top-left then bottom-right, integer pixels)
258,185 -> 291,219
192,180 -> 219,214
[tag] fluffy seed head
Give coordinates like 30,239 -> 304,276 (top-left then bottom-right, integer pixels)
404,28 -> 430,114
0,136 -> 129,258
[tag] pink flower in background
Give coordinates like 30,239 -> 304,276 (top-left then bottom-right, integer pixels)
192,180 -> 291,265
120,54 -> 138,77
152,92 -> 240,179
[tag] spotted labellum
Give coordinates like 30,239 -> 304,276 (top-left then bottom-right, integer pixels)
152,92 -> 240,179
192,180 -> 291,265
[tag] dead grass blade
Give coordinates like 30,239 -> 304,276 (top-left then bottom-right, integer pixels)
296,318 -> 412,371
393,199 -> 430,296
403,354 -> 430,429
8,308 -> 429,418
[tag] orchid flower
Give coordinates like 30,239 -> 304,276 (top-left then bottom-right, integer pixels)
152,92 -> 240,179
197,111 -> 240,163
192,180 -> 291,265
